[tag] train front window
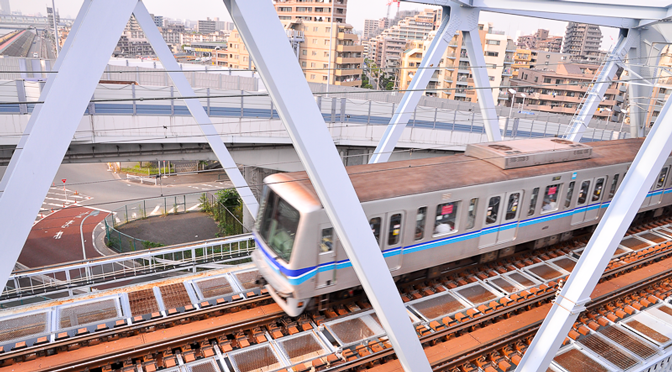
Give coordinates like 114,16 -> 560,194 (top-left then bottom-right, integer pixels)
541,184 -> 561,213
258,190 -> 301,263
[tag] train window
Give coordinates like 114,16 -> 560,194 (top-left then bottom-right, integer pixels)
320,228 -> 333,253
657,167 -> 669,188
528,188 -> 539,216
592,178 -> 605,202
541,184 -> 561,213
505,193 -> 520,220
564,182 -> 575,209
486,197 -> 500,225
434,202 -> 459,236
257,190 -> 301,263
415,207 -> 427,241
369,217 -> 381,245
388,214 -> 402,245
578,180 -> 590,204
466,198 -> 478,229
609,174 -> 619,198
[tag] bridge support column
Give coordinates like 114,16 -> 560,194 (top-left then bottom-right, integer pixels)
132,2 -> 259,218
223,0 -> 431,370
518,93 -> 672,372
0,0 -> 137,296
565,30 -> 631,142
626,28 -> 666,138
369,4 -> 501,164
462,17 -> 500,142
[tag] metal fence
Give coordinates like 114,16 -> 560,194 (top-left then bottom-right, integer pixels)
2,234 -> 256,304
104,192 -> 206,253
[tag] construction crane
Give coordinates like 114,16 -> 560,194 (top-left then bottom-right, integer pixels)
386,0 -> 400,20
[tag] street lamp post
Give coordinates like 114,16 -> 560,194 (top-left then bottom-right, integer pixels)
508,88 -> 517,120
520,93 -> 527,113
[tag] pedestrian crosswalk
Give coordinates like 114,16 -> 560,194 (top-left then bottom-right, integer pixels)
35,187 -> 93,224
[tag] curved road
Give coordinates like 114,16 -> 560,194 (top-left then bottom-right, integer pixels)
18,206 -> 107,268
6,163 -> 232,269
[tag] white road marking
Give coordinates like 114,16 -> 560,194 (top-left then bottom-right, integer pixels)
53,231 -> 63,239
62,220 -> 74,228
166,208 -> 176,214
187,203 -> 201,211
150,205 -> 161,215
115,217 -> 121,223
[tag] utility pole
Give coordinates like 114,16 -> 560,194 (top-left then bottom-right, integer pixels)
51,0 -> 60,57
326,0 -> 335,92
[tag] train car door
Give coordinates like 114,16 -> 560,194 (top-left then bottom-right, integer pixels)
497,190 -> 523,244
479,194 -> 503,249
571,179 -> 592,225
584,176 -> 606,221
315,225 -> 337,289
383,212 -> 404,271
650,166 -> 669,206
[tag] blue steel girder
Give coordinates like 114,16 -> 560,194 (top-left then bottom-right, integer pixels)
402,0 -> 672,29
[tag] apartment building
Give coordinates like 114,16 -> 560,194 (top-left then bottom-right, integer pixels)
274,0 -> 347,23
197,18 -> 217,34
517,29 -> 563,53
366,9 -> 439,67
563,22 -> 603,59
222,20 -> 363,86
399,23 -> 514,103
512,49 -> 532,77
510,62 -> 624,121
363,18 -> 391,41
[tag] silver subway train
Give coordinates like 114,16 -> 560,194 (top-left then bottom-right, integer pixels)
251,138 -> 671,316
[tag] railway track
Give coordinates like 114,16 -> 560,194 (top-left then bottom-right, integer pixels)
3,218 -> 672,371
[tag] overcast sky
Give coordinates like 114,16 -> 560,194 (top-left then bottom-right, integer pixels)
14,0 -> 619,49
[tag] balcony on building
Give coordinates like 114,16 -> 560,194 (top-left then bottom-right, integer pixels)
454,88 -> 467,97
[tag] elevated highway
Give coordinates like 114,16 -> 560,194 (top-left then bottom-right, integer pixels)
0,70 -> 630,170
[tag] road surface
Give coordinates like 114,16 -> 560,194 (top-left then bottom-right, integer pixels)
19,206 -> 107,268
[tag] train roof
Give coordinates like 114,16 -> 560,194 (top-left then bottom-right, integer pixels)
266,138 -> 646,208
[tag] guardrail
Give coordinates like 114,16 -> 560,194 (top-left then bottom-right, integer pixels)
126,174 -> 157,185
2,234 -> 256,305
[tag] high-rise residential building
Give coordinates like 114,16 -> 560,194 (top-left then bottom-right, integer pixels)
363,18 -> 391,41
224,20 -> 362,87
273,0 -> 347,23
0,0 -> 10,15
197,18 -> 217,34
400,22 -> 512,103
563,22 -> 602,59
223,0 -> 362,86
510,62 -> 624,121
517,29 -> 563,53
47,7 -> 60,28
483,31 -> 516,103
366,9 -> 439,67
153,15 -> 164,28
